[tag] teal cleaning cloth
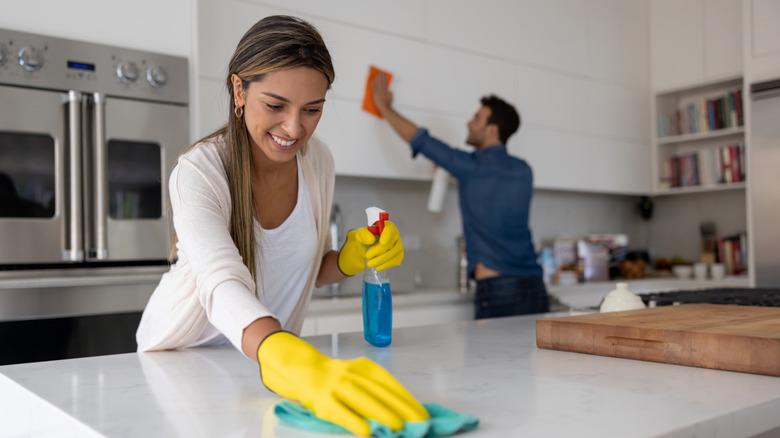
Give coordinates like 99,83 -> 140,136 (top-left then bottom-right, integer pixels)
274,400 -> 479,437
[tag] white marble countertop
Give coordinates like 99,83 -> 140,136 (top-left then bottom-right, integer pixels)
2,313 -> 780,438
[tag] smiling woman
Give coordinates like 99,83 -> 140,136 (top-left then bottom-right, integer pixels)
134,15 -> 424,436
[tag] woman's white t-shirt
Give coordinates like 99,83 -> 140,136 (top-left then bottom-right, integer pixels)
194,155 -> 317,346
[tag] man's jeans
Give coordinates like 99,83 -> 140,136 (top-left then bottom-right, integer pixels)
474,276 -> 549,319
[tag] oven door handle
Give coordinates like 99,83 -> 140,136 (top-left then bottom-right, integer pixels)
64,90 -> 84,261
92,92 -> 108,259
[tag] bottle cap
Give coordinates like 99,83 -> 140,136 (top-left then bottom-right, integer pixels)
365,206 -> 389,236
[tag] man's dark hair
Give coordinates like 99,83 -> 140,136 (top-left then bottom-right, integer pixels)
480,95 -> 521,144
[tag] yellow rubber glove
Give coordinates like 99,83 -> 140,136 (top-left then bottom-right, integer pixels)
257,331 -> 429,436
337,227 -> 376,276
338,221 -> 405,276
366,220 -> 404,271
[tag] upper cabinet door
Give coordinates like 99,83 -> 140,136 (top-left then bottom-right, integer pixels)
651,0 -> 743,91
704,0 -> 743,80
651,0 -> 705,91
745,0 -> 780,83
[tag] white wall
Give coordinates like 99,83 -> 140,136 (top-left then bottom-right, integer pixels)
194,0 -> 651,194
0,0 -> 193,57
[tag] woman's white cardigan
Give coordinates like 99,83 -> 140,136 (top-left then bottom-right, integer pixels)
136,135 -> 334,353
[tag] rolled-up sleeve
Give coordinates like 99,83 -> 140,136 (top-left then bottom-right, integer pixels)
409,128 -> 477,179
170,159 -> 274,352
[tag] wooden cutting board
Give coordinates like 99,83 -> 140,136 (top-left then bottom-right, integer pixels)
536,304 -> 780,376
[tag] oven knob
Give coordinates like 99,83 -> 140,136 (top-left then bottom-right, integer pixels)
116,61 -> 139,83
0,44 -> 8,66
18,46 -> 44,72
146,65 -> 168,87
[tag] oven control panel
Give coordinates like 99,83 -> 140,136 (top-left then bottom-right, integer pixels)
0,28 -> 188,105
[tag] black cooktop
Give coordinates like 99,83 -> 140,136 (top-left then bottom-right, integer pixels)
639,288 -> 780,307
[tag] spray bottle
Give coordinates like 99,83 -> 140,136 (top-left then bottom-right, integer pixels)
362,207 -> 393,347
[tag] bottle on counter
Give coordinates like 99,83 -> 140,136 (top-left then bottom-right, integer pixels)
362,207 -> 393,347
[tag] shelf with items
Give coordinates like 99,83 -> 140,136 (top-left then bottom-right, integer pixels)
652,77 -> 746,194
716,232 -> 749,276
655,79 -> 744,139
656,126 -> 744,145
657,142 -> 745,191
654,182 -> 745,196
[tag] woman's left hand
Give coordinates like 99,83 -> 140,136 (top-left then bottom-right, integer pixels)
366,221 -> 404,271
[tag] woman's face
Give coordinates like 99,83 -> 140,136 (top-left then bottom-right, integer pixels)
232,67 -> 328,163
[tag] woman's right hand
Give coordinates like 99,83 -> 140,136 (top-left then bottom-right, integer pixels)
257,332 -> 428,436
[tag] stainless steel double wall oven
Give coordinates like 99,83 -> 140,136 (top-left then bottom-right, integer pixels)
0,28 -> 189,364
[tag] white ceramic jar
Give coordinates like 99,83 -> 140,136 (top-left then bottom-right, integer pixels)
600,282 -> 646,313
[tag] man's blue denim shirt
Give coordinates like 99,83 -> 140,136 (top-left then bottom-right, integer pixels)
410,128 -> 542,278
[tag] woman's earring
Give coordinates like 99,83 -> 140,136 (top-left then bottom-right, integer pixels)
234,105 -> 244,119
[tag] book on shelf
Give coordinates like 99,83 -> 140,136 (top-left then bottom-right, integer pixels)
659,143 -> 745,188
657,89 -> 743,137
717,233 -> 748,276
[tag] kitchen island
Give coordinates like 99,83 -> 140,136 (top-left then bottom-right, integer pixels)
2,313 -> 779,437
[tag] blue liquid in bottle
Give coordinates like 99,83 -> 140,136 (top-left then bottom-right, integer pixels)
362,270 -> 392,347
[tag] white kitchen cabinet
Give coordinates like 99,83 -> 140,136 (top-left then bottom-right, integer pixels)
192,0 -> 652,193
704,0 -> 744,81
249,0 -> 426,40
423,0 -> 526,65
196,0 -> 280,81
513,126 -> 650,194
312,19 -> 427,107
585,0 -> 649,88
743,0 -> 780,83
422,45 -> 517,118
315,99 -> 434,180
651,0 -> 706,91
651,0 -> 743,92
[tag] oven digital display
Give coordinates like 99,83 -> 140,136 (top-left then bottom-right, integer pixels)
67,61 -> 96,72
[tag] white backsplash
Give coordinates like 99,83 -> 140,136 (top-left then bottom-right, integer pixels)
320,176 -> 648,294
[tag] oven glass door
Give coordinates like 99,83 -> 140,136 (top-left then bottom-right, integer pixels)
98,97 -> 188,262
0,85 -> 67,265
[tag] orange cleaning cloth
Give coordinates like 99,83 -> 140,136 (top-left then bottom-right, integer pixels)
362,65 -> 393,118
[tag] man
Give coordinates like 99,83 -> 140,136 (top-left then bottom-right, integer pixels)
372,74 -> 548,319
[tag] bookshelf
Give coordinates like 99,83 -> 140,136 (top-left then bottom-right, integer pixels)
652,76 -> 745,195
651,77 -> 749,278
